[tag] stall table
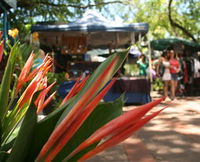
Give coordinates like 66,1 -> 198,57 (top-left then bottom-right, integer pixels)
104,77 -> 151,104
58,77 -> 151,105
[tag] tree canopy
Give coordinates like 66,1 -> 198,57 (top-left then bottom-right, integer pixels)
1,0 -> 200,42
124,0 -> 200,42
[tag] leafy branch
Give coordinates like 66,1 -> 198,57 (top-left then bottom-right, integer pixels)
17,0 -> 123,9
168,0 -> 197,42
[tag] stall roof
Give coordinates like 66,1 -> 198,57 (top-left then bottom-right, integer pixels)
151,38 -> 200,52
31,10 -> 148,49
31,10 -> 148,33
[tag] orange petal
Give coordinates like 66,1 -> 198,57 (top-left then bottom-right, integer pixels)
35,82 -> 56,106
60,75 -> 89,106
37,91 -> 56,114
35,82 -> 56,111
17,79 -> 40,108
16,52 -> 35,92
66,97 -> 164,159
73,75 -> 90,95
44,79 -> 116,161
36,56 -> 118,161
78,108 -> 165,161
25,66 -> 40,82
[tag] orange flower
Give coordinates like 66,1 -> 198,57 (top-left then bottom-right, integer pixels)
16,53 -> 53,93
35,81 -> 56,113
66,98 -> 165,161
44,79 -> 116,161
78,107 -> 165,161
17,72 -> 43,108
36,55 -> 118,162
60,74 -> 90,106
17,56 -> 53,108
16,52 -> 35,93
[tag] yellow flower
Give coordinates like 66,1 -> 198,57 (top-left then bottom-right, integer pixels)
8,28 -> 19,38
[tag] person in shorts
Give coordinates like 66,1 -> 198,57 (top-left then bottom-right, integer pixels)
169,50 -> 180,100
157,50 -> 171,100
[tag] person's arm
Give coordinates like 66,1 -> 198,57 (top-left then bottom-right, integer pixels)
177,60 -> 181,73
156,58 -> 162,77
137,60 -> 148,68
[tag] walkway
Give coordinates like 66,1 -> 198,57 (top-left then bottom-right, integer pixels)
89,94 -> 200,162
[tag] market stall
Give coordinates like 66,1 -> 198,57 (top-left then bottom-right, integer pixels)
31,10 -> 151,104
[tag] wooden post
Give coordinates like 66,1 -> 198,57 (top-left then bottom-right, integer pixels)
147,34 -> 153,92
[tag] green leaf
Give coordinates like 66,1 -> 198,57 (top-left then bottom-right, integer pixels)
0,151 -> 9,162
0,42 -> 20,122
0,121 -> 2,145
6,101 -> 37,162
0,139 -> 15,152
54,96 -> 124,161
24,102 -> 69,162
25,51 -> 127,161
57,50 -> 128,127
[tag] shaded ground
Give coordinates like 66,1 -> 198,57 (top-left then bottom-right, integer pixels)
89,93 -> 200,162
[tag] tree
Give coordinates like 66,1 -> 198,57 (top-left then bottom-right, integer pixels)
168,0 -> 199,42
122,0 -> 200,42
5,0 -> 122,36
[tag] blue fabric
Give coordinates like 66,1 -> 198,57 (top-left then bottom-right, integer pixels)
57,80 -> 151,104
58,81 -> 76,98
104,84 -> 151,104
104,91 -> 151,104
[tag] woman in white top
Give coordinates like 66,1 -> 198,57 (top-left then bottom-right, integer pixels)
157,50 -> 171,99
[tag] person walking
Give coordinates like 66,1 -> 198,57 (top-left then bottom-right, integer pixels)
169,50 -> 180,100
157,50 -> 171,100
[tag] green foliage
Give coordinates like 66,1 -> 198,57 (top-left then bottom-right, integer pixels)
152,78 -> 163,91
6,0 -> 123,40
0,42 -> 19,122
0,40 -> 130,161
56,97 -> 123,161
47,72 -> 67,85
123,0 -> 200,42
25,97 -> 123,162
7,100 -> 37,162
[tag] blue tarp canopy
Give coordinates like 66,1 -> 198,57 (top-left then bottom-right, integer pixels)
31,10 -> 148,49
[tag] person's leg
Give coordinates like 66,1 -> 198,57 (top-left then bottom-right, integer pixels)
171,80 -> 175,100
164,81 -> 169,98
174,80 -> 178,98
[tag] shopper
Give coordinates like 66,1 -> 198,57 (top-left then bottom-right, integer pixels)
169,50 -> 180,100
157,50 -> 171,100
136,54 -> 149,77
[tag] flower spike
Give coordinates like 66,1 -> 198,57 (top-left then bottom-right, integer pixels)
16,52 -> 35,93
66,97 -> 165,160
35,81 -> 56,113
60,74 -> 90,106
44,79 -> 116,161
36,56 -> 118,161
37,91 -> 56,114
78,108 -> 165,161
